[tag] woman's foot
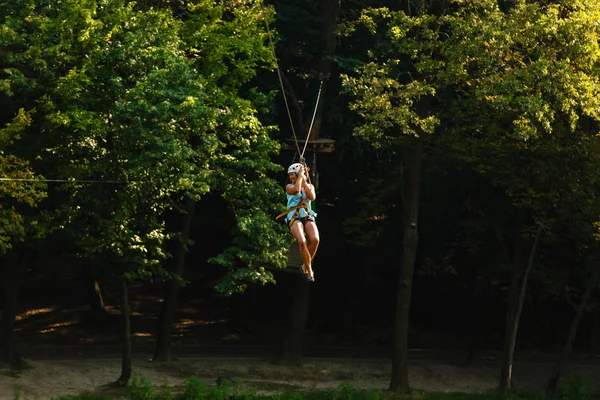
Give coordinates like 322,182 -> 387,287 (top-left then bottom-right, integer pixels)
306,265 -> 315,282
300,264 -> 314,282
299,265 -> 308,280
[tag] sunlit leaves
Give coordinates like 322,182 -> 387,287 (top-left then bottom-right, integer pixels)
341,9 -> 443,148
0,0 -> 286,290
182,0 -> 273,91
340,0 -> 600,270
0,108 -> 31,146
0,109 -> 46,254
444,0 -> 600,140
2,0 -> 341,296
344,61 -> 439,144
212,211 -> 290,295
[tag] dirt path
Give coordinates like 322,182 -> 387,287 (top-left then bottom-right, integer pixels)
2,353 -> 600,400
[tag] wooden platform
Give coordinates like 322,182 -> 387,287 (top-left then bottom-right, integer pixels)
284,138 -> 335,153
263,245 -> 303,275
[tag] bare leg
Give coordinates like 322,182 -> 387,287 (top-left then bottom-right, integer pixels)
303,221 -> 319,278
304,221 -> 320,258
290,220 -> 312,278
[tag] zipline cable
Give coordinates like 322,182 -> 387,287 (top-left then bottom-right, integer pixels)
302,80 -> 323,158
0,177 -> 127,184
262,4 -> 323,164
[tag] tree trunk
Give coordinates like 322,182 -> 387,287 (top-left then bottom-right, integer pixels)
546,281 -> 594,394
498,221 -> 524,391
0,249 -> 29,367
499,225 -> 541,394
588,309 -> 600,351
116,278 -> 132,386
153,197 -> 196,362
389,136 -> 424,393
274,277 -> 312,366
82,264 -> 107,317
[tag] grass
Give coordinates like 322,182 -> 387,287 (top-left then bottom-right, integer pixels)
10,375 -> 598,400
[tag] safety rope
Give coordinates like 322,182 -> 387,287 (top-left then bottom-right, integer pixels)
302,80 -> 323,158
263,5 -> 323,165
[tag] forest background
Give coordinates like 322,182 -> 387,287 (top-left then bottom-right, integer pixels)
2,0 -> 600,396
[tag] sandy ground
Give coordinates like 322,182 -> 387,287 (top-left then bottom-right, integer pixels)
2,356 -> 600,400
3,299 -> 600,399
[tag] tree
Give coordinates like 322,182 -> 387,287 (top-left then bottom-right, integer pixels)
0,109 -> 46,366
341,6 -> 443,392
342,0 -> 600,392
441,0 -> 600,391
152,0 -> 287,362
13,0 -> 230,383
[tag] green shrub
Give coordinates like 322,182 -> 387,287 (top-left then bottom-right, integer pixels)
182,377 -> 211,400
559,375 -> 593,400
155,380 -> 175,400
301,383 -> 388,400
53,394 -> 114,400
208,379 -> 234,400
129,374 -> 154,400
421,392 -> 489,400
232,380 -> 258,400
501,388 -> 545,400
334,383 -> 358,400
13,386 -> 21,400
274,392 -> 304,400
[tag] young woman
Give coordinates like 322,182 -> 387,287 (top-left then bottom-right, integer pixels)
284,162 -> 320,282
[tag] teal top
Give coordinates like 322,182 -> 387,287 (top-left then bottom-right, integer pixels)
285,189 -> 317,223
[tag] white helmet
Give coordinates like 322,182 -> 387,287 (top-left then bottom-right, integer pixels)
287,163 -> 302,175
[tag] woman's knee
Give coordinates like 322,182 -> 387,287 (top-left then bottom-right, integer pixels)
296,239 -> 309,250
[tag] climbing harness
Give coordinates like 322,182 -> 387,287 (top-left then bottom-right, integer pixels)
275,203 -> 315,229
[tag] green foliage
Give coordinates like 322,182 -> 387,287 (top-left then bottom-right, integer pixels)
322,383 -> 387,400
155,380 -> 175,400
53,394 -> 114,400
343,0 -> 600,146
453,0 -> 600,139
0,0 -> 285,291
0,108 -> 46,254
274,392 -> 304,400
182,0 -> 274,91
438,0 -> 600,305
181,376 -> 251,400
420,393 -> 489,400
212,209 -> 291,295
182,377 -> 210,400
22,379 -> 600,400
183,1 -> 290,291
129,374 -> 155,400
340,0 -> 600,286
341,8 -> 443,147
502,388 -> 547,400
208,379 -> 233,400
559,375 -> 593,400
